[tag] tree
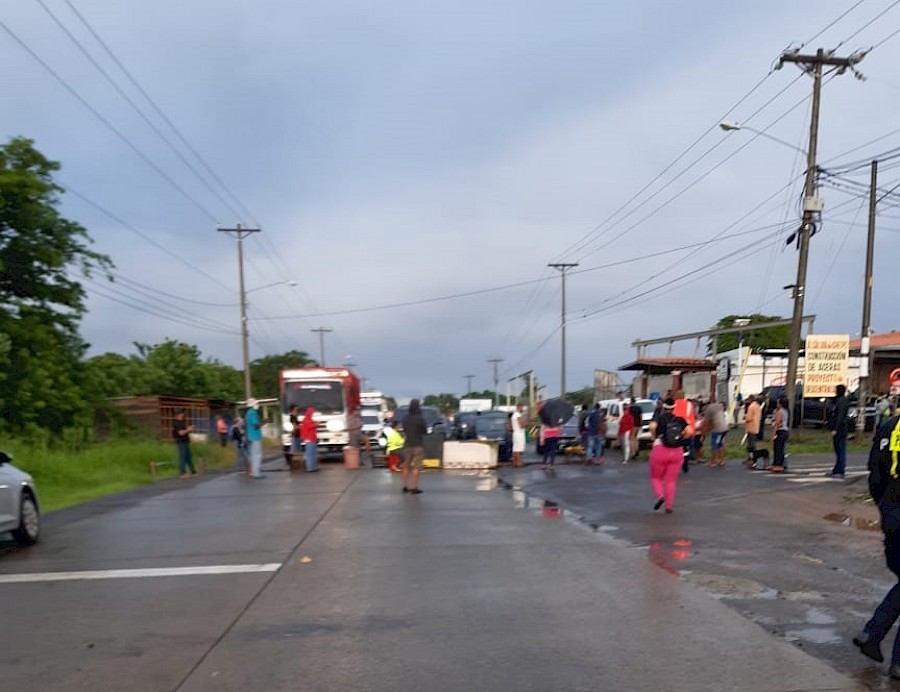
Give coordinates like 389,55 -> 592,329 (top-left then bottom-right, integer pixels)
708,314 -> 791,355
423,393 -> 460,415
0,137 -> 113,435
250,350 -> 317,400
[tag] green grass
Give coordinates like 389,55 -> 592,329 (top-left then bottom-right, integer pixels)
720,427 -> 870,459
1,439 -> 244,512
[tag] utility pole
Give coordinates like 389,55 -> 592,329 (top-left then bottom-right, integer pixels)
777,48 -> 865,426
858,159 -> 878,432
487,358 -> 503,408
218,224 -> 261,402
310,327 -> 333,366
548,262 -> 578,398
463,374 -> 474,395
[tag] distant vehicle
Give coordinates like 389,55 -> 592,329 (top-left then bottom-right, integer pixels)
279,367 -> 361,454
458,398 -> 493,413
360,391 -> 387,445
454,411 -> 481,439
0,451 -> 40,547
598,399 -> 656,445
472,414 -> 512,462
757,385 -> 874,429
392,405 -> 452,438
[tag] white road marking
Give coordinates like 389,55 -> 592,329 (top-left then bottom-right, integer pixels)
0,563 -> 282,584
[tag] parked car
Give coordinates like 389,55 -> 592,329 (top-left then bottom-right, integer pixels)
535,414 -> 584,455
0,450 -> 41,546
392,405 -> 452,438
757,385 -> 875,430
598,399 -> 656,446
454,411 -> 481,440
472,414 -> 512,462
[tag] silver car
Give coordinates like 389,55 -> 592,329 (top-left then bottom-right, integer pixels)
0,451 -> 40,546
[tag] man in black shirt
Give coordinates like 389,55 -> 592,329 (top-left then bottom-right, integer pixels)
172,409 -> 197,479
402,399 -> 428,495
827,384 -> 851,478
854,414 -> 900,679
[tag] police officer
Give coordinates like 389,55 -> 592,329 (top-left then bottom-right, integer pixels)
854,412 -> 900,679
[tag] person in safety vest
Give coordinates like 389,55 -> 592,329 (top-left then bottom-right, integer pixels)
855,413 -> 900,679
383,420 -> 405,472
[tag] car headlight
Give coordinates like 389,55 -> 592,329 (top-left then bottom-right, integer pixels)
326,419 -> 346,433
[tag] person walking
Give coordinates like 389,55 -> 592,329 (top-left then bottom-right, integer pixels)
619,405 -> 634,464
172,409 -> 197,479
769,396 -> 790,473
708,401 -> 729,468
584,403 -> 604,465
231,416 -> 250,472
540,422 -> 562,469
649,397 -> 691,514
744,394 -> 762,467
245,399 -> 266,478
673,390 -> 696,473
827,384 -> 851,478
216,415 -> 228,447
300,407 -> 319,472
511,403 -> 526,467
853,412 -> 900,679
401,399 -> 427,494
628,398 -> 643,460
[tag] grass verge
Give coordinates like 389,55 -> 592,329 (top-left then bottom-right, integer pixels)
721,427 -> 871,459
0,439 -> 262,513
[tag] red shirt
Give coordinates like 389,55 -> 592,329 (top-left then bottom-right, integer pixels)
619,410 -> 634,434
300,416 -> 318,443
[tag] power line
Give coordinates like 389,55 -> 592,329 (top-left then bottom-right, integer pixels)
0,18 -> 220,223
35,0 -> 247,222
61,0 -> 260,224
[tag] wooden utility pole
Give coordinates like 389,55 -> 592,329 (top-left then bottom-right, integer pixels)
217,224 -> 261,401
858,160 -> 878,431
310,327 -> 333,366
778,48 -> 865,425
548,262 -> 578,398
487,358 -> 503,408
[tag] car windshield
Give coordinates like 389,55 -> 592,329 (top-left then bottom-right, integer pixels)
282,380 -> 344,414
637,401 -> 655,415
361,413 -> 380,425
474,416 -> 508,434
394,406 -> 443,428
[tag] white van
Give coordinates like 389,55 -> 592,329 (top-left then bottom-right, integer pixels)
597,399 -> 657,446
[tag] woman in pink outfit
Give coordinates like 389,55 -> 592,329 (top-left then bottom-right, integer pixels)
648,398 -> 692,514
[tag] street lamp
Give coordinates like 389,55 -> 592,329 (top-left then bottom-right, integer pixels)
718,121 -> 808,156
246,280 -> 297,294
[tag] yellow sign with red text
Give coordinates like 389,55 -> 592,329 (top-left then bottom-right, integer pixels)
803,334 -> 849,398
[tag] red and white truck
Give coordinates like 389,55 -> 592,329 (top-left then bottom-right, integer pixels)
279,368 -> 361,455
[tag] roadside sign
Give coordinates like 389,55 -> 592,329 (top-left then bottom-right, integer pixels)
803,334 -> 849,398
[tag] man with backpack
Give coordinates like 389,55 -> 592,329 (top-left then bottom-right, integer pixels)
648,398 -> 692,514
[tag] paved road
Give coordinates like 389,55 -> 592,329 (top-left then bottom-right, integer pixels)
502,448 -> 898,689
0,462 -> 863,691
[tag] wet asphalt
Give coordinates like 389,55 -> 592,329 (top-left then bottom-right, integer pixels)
0,451 -> 878,691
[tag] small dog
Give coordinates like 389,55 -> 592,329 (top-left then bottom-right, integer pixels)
749,448 -> 770,469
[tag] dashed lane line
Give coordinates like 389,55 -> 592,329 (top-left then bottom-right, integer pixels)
0,563 -> 282,584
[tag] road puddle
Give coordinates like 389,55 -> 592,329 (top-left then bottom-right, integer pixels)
823,512 -> 880,531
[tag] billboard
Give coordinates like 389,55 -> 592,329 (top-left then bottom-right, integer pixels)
803,334 -> 849,398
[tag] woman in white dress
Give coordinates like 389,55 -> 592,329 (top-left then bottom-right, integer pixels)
511,404 -> 526,467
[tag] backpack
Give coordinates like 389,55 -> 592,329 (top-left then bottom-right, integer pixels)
662,415 -> 687,448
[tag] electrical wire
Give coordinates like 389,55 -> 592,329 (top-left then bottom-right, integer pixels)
0,18 -> 220,223
61,0 -> 260,224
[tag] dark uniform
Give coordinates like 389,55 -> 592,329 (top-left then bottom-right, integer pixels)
856,415 -> 900,677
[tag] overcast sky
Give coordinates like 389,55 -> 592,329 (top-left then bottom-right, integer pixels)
3,1 -> 900,400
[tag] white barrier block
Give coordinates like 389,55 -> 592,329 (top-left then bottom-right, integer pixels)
441,440 -> 498,469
